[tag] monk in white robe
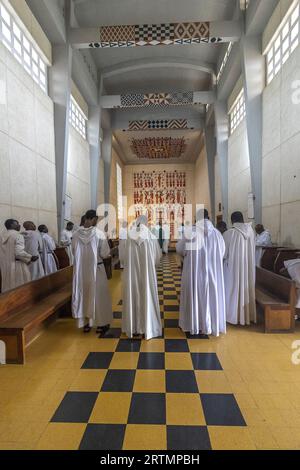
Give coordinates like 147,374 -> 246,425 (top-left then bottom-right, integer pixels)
72,210 -> 113,335
177,210 -> 226,337
255,224 -> 272,266
38,225 -> 58,275
224,211 -> 256,326
121,215 -> 162,340
23,221 -> 45,280
283,259 -> 300,318
0,219 -> 38,292
61,222 -> 74,265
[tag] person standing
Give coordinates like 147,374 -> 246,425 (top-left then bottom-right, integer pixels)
255,224 -> 272,266
72,210 -> 113,335
121,215 -> 162,340
38,225 -> 58,275
61,222 -> 74,265
177,210 -> 226,337
0,219 -> 38,292
223,211 -> 256,326
23,221 -> 45,280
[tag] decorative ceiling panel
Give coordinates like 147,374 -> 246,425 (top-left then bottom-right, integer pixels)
88,21 -> 224,48
130,137 -> 187,160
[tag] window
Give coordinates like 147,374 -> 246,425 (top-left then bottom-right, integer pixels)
229,89 -> 246,135
0,2 -> 48,93
116,163 -> 123,221
265,0 -> 300,84
69,96 -> 87,140
217,42 -> 233,84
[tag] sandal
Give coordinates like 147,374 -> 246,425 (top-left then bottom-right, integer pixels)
83,324 -> 91,333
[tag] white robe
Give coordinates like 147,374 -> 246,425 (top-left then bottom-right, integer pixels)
284,259 -> 300,309
162,224 -> 170,254
23,230 -> 45,280
255,230 -> 272,266
224,223 -> 256,325
40,233 -> 58,275
72,227 -> 113,328
119,227 -> 127,269
121,225 -> 162,340
0,230 -> 32,293
176,220 -> 226,337
61,229 -> 74,265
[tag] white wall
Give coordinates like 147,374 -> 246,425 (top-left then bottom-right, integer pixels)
0,42 -> 58,238
228,120 -> 252,221
66,126 -> 91,226
262,43 -> 300,246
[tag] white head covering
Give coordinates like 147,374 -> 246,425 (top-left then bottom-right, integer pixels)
136,215 -> 148,227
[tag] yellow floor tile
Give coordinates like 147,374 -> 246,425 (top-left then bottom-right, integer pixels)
208,426 -> 256,450
123,425 -> 167,450
36,423 -> 86,450
195,371 -> 233,393
248,426 -> 280,450
89,392 -> 131,424
166,394 -> 205,425
69,370 -> 106,392
87,339 -> 118,352
187,340 -> 216,353
109,352 -> 139,369
133,370 -> 165,393
165,353 -> 193,370
269,426 -> 300,449
164,312 -> 179,320
163,299 -> 178,306
164,328 -> 186,339
140,339 -> 165,353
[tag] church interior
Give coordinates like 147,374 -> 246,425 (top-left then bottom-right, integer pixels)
1,0 -> 300,453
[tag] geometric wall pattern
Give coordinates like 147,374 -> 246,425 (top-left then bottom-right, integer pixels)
88,21 -> 224,48
128,119 -> 189,131
120,92 -> 194,108
131,137 -> 187,159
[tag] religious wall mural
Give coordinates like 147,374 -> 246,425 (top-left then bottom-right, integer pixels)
133,170 -> 187,238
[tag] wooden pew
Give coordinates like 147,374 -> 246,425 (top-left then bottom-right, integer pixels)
256,267 -> 296,333
274,248 -> 300,274
260,246 -> 282,271
55,247 -> 70,269
0,267 -> 73,364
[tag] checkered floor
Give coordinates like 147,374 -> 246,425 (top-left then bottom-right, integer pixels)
49,255 -> 246,450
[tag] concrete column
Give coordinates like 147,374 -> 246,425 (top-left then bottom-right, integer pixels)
214,101 -> 229,223
204,125 -> 216,222
241,35 -> 265,223
48,0 -> 72,239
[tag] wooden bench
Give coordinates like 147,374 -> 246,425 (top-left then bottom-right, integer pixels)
256,267 -> 296,333
274,248 -> 300,274
0,267 -> 73,364
260,246 -> 282,271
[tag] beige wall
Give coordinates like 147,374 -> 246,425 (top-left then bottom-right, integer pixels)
66,126 -> 91,226
0,42 -> 57,239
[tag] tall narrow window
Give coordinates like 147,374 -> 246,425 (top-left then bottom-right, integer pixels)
116,163 -> 123,221
69,96 -> 87,140
229,89 -> 246,135
0,1 -> 48,93
264,0 -> 300,84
